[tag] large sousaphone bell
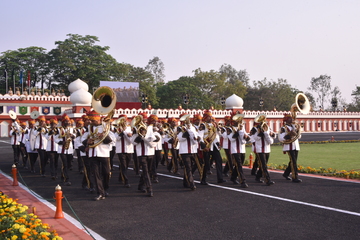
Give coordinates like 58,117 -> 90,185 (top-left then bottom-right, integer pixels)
290,93 -> 310,120
9,110 -> 17,120
89,86 -> 116,148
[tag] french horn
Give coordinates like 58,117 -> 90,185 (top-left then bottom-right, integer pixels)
89,86 -> 116,148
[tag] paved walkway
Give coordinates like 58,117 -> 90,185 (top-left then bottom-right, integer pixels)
0,171 -> 102,240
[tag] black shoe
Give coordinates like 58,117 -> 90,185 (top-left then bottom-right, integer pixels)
231,180 -> 239,184
217,180 -> 227,184
266,181 -> 275,186
153,179 -> 159,183
51,176 -> 56,180
190,186 -> 196,191
223,173 -> 229,177
283,174 -> 292,180
138,186 -> 146,193
94,195 -> 105,201
255,178 -> 264,183
241,182 -> 249,188
124,183 -> 131,188
64,181 -> 71,186
292,179 -> 302,183
200,181 -> 209,185
105,192 -> 109,197
89,188 -> 95,193
41,174 -> 45,178
148,191 -> 154,197
251,171 -> 256,176
207,171 -> 212,175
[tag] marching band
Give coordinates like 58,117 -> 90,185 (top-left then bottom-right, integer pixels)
9,108 -> 306,200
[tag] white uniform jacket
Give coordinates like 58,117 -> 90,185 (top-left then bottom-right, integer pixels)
252,130 -> 274,153
133,126 -> 156,157
10,125 -> 21,146
178,126 -> 199,154
34,128 -> 48,150
55,127 -> 76,155
23,127 -> 38,153
81,125 -> 113,158
279,124 -> 301,151
228,128 -> 246,154
45,130 -> 59,152
115,126 -> 134,154
153,131 -> 163,151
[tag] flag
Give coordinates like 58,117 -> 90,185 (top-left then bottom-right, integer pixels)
19,70 -> 23,84
27,71 -> 31,87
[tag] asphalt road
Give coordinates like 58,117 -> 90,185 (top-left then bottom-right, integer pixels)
1,134 -> 359,240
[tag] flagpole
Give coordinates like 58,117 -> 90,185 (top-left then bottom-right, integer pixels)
13,72 -> 15,93
5,69 -> 8,93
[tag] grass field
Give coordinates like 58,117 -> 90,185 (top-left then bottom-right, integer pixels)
233,142 -> 360,171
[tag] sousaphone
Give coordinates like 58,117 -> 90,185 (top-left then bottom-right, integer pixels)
279,93 -> 310,144
89,86 -> 116,148
254,114 -> 268,132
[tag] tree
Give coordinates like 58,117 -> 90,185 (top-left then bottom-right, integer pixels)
0,47 -> 48,92
308,75 -> 332,110
244,78 -> 298,111
123,66 -> 158,107
47,34 -> 121,93
145,56 -> 165,85
346,86 -> 360,112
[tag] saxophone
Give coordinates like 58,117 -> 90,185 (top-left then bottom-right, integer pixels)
60,127 -> 73,150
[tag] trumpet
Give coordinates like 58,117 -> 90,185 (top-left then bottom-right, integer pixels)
163,122 -> 178,146
59,127 -> 73,150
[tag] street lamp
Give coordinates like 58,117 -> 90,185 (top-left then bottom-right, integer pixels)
183,93 -> 189,109
141,93 -> 148,109
331,98 -> 338,111
220,95 -> 226,109
259,98 -> 264,110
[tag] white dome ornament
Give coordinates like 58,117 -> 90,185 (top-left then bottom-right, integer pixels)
68,78 -> 89,93
70,88 -> 92,105
225,94 -> 244,110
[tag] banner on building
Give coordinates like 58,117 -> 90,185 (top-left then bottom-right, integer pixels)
7,106 -> 16,113
30,106 -> 39,113
53,107 -> 61,115
42,107 -> 50,115
19,106 -> 28,115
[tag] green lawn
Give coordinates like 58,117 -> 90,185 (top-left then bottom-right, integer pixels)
223,142 -> 360,171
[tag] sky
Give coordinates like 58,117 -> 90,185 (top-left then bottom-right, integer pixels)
1,0 -> 359,107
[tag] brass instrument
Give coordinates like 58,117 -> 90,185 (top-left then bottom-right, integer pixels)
279,93 -> 310,144
59,127 -> 73,150
114,117 -> 127,134
131,115 -> 147,137
163,122 -> 178,146
179,114 -> 193,132
89,86 -> 116,148
203,122 -> 217,149
254,114 -> 268,132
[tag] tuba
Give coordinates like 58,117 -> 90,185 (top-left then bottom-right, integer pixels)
113,116 -> 127,134
89,86 -> 116,148
131,115 -> 147,137
279,93 -> 310,144
232,113 -> 244,131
